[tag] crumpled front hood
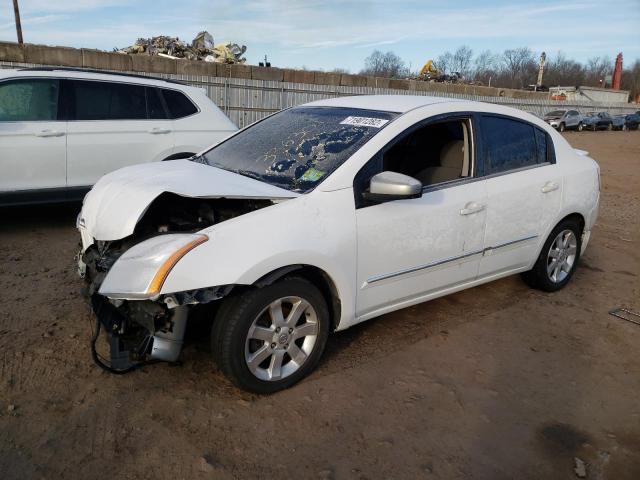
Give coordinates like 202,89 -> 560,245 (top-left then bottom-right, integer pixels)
79,160 -> 298,241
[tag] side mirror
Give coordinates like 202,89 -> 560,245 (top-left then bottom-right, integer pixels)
363,171 -> 422,203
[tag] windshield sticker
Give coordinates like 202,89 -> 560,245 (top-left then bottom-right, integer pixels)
340,116 -> 389,128
300,167 -> 326,182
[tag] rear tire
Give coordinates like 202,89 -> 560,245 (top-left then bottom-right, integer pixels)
607,123 -> 613,131
521,218 -> 582,292
211,277 -> 330,393
577,122 -> 583,132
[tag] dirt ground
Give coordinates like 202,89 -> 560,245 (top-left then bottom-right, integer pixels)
0,131 -> 639,480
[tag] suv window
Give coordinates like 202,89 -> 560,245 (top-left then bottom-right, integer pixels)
0,79 -> 59,121
70,80 -> 147,120
382,119 -> 472,187
146,87 -> 167,119
482,116 -> 539,174
161,89 -> 198,119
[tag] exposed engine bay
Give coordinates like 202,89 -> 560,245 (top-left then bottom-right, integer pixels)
81,193 -> 274,373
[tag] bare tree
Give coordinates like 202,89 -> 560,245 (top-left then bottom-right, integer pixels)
472,49 -> 500,84
451,45 -> 473,78
501,47 -> 536,88
584,56 -> 612,87
544,52 -> 586,87
435,51 -> 453,75
360,50 -> 409,78
621,59 -> 640,101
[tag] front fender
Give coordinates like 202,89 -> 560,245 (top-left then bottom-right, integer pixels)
161,188 -> 358,328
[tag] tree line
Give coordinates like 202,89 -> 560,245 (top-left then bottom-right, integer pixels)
359,47 -> 640,100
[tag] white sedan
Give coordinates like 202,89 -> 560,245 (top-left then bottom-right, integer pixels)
77,95 -> 600,393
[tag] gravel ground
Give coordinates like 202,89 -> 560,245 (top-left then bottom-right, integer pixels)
0,131 -> 639,480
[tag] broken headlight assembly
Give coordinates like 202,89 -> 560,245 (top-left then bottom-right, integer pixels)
99,233 -> 208,299
90,233 -> 208,374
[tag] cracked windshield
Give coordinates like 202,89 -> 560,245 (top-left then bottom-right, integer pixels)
198,106 -> 397,192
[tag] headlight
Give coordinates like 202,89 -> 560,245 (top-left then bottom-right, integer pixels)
99,234 -> 208,299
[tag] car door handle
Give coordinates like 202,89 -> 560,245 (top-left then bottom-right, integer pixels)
34,129 -> 64,137
149,128 -> 171,134
541,182 -> 559,193
460,202 -> 486,215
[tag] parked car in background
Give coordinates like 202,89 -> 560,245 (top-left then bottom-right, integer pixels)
544,109 -> 583,132
592,112 -> 614,131
77,95 -> 600,392
581,112 -> 600,131
624,112 -> 640,130
0,67 -> 237,206
612,115 -> 627,131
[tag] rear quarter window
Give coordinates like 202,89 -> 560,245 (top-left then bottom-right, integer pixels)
161,89 -> 198,119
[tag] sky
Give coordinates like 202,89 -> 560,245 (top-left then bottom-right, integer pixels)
1,0 -> 639,73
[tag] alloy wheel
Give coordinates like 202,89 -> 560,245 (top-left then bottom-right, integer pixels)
244,296 -> 319,381
547,229 -> 578,283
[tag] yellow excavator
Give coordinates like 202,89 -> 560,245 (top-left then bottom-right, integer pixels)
418,59 -> 460,83
419,59 -> 439,79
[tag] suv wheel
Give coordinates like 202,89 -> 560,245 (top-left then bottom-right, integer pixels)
212,277 -> 330,393
577,122 -> 583,132
521,218 -> 582,292
607,123 -> 613,131
559,122 -> 566,132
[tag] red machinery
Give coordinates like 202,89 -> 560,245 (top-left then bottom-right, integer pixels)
612,53 -> 623,90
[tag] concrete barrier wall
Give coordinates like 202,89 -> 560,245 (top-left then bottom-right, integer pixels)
1,41 -> 637,128
0,40 -> 550,100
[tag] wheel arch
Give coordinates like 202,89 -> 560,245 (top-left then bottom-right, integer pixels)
558,212 -> 585,233
162,152 -> 196,161
254,264 -> 342,332
534,212 -> 586,263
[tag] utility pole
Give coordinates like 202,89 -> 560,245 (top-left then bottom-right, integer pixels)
13,0 -> 24,44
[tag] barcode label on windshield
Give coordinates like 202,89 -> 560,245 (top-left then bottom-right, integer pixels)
340,116 -> 389,128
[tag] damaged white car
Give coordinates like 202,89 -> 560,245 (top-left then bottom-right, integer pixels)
78,95 -> 600,393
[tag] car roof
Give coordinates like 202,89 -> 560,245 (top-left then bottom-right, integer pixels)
303,94 -> 463,113
0,67 -> 199,92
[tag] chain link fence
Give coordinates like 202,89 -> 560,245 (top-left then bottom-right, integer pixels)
2,61 -> 637,128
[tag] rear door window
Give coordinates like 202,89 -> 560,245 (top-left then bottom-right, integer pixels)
146,87 -> 167,119
70,80 -> 147,120
161,89 -> 198,119
481,116 -> 539,174
0,79 -> 59,121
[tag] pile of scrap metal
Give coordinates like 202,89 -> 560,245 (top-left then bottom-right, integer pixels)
115,31 -> 247,64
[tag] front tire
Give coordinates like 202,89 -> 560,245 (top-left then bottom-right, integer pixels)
559,122 -> 566,132
521,219 -> 582,292
577,122 -> 584,132
212,277 -> 330,393
607,123 -> 613,131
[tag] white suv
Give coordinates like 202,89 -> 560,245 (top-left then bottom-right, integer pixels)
0,67 -> 237,205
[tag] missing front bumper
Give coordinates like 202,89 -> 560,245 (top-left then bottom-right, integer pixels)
90,295 -> 188,373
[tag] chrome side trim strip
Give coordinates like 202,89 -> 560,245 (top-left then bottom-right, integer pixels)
365,234 -> 539,285
485,234 -> 539,251
366,248 -> 484,284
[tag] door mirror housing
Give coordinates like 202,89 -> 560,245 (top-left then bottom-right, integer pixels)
363,171 -> 422,203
